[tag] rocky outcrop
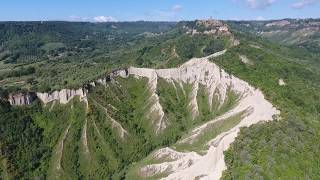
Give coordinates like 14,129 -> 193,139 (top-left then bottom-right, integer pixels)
279,79 -> 286,86
8,88 -> 87,106
128,50 -> 230,117
129,50 -> 280,180
8,92 -> 37,106
185,19 -> 231,36
140,148 -> 202,177
95,69 -> 129,86
7,69 -> 129,106
37,88 -> 87,105
239,55 -> 253,65
266,20 -> 291,27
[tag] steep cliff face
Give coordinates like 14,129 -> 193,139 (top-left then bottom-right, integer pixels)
127,50 -> 229,123
36,88 -> 87,105
8,93 -> 37,106
8,88 -> 87,106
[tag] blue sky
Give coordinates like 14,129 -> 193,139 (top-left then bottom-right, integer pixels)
0,0 -> 319,21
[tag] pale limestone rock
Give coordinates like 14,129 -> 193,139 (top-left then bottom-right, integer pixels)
279,79 -> 286,86
37,88 -> 87,105
8,93 -> 36,106
239,55 -> 253,65
265,20 -> 290,27
132,50 -> 280,180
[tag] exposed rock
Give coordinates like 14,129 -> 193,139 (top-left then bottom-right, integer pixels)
95,69 -> 129,86
239,55 -> 253,65
189,82 -> 200,120
279,79 -> 286,86
37,88 -> 87,105
196,19 -> 224,27
7,68 -> 129,106
93,100 -> 129,139
47,122 -> 71,177
128,67 -> 168,134
140,148 -> 201,177
185,19 -> 231,36
8,92 -> 37,106
231,37 -> 240,47
308,22 -> 320,26
292,27 -> 319,38
249,44 -> 261,49
8,88 -> 87,106
111,69 -> 129,78
81,117 -> 90,155
132,50 -> 280,180
266,20 -> 290,27
126,50 -> 229,125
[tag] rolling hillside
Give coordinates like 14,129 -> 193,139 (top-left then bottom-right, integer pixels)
1,19 -> 320,179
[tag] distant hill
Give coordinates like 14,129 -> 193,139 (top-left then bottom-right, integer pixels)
0,21 -> 232,93
226,19 -> 320,52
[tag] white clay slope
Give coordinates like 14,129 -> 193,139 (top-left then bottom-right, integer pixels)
127,50 -> 280,180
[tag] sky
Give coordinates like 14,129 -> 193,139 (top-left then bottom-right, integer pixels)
0,0 -> 319,21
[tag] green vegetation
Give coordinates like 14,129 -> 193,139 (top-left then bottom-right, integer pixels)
226,19 -> 320,53
1,19 -> 320,179
213,32 -> 320,179
0,73 -> 242,179
0,21 -> 230,92
175,112 -> 244,154
126,79 -> 243,178
0,98 -> 87,179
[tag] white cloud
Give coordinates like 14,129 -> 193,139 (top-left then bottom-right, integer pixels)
243,0 -> 277,9
69,15 -> 89,22
256,16 -> 266,20
292,0 -> 317,9
144,5 -> 183,21
93,16 -> 117,22
172,4 -> 183,12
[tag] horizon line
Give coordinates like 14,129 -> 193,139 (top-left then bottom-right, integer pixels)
0,17 -> 319,23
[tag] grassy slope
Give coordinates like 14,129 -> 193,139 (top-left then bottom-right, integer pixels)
213,33 -> 320,179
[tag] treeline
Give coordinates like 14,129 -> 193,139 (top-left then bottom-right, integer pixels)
0,100 -> 46,178
0,66 -> 35,80
0,21 -> 176,64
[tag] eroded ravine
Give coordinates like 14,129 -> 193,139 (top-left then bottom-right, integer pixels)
6,50 -> 279,180
125,50 -> 280,180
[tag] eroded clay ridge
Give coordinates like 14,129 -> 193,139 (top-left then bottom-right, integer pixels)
127,51 -> 280,180
7,69 -> 129,106
6,50 -> 280,179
